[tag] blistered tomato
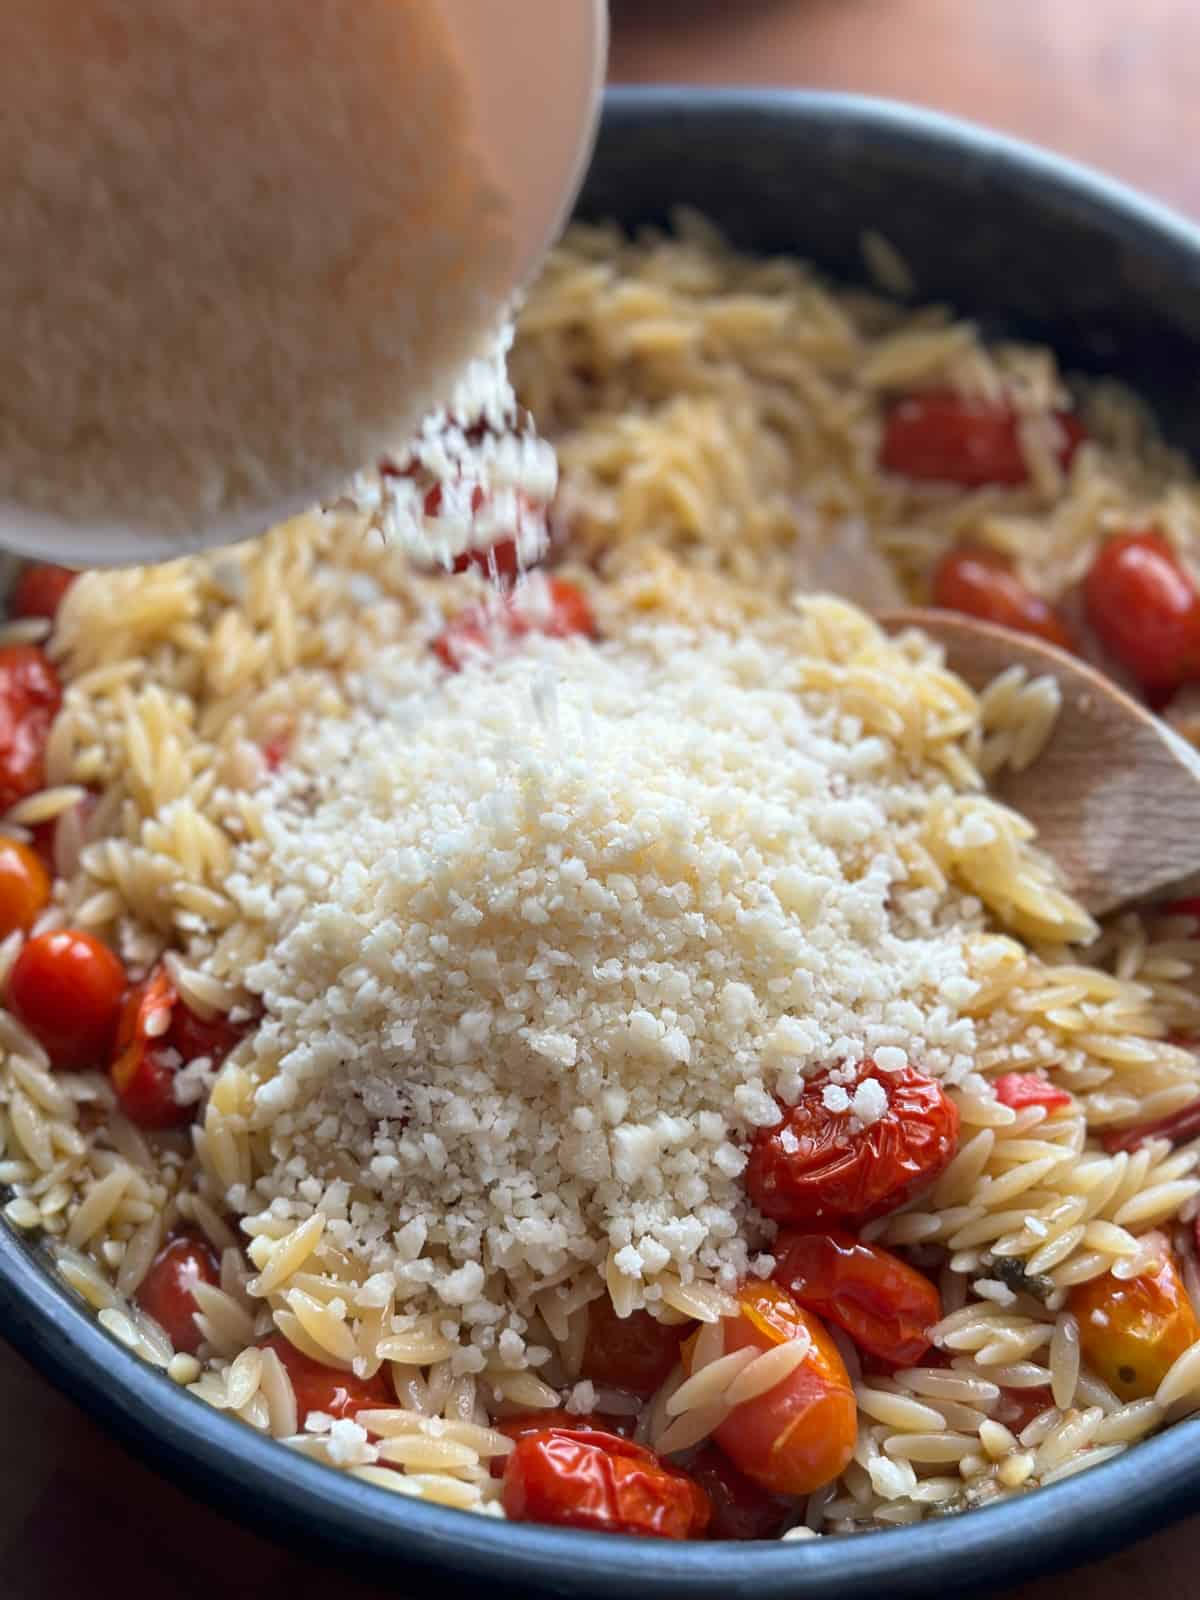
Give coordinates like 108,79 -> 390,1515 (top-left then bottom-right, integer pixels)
1069,1242 -> 1200,1400
746,1061 -> 959,1228
881,391 -> 1084,487
134,1234 -> 220,1354
931,546 -> 1075,651
8,928 -> 125,1069
501,1428 -> 709,1540
774,1231 -> 941,1367
688,1279 -> 856,1498
0,645 -> 61,812
1084,531 -> 1200,696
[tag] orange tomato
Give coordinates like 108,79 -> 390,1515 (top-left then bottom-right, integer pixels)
1069,1241 -> 1200,1401
686,1279 -> 856,1498
0,837 -> 50,937
579,1299 -> 687,1398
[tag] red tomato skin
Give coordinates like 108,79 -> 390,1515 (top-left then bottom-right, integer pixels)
704,1281 -> 856,1498
1164,898 -> 1200,920
686,1444 -> 791,1541
1084,531 -> 1200,695
931,547 -> 1075,651
1102,1096 -> 1200,1154
11,564 -> 77,623
8,928 -> 125,1069
773,1231 -> 941,1367
579,1300 -> 687,1398
0,837 -> 50,937
881,391 -> 1084,487
501,1429 -> 709,1540
259,1333 -> 394,1426
111,965 -> 248,1128
433,578 -> 595,670
1069,1247 -> 1199,1401
991,1072 -> 1073,1112
134,1235 -> 220,1354
994,1385 -> 1056,1434
746,1061 -> 960,1228
0,645 -> 61,812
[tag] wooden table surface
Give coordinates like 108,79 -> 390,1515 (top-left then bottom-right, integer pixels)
5,2 -> 1200,1596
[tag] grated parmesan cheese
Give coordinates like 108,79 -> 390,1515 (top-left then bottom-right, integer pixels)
212,619 -> 986,1364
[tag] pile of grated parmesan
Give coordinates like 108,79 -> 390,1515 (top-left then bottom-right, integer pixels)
220,617 -> 986,1368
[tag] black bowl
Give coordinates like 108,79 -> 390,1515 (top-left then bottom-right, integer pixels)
5,87 -> 1200,1600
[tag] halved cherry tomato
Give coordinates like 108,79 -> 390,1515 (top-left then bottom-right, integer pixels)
11,564 -> 77,623
8,928 -> 125,1069
991,1072 -> 1073,1113
686,1444 -> 791,1541
931,546 -> 1076,651
0,837 -> 50,937
686,1279 -> 856,1498
0,645 -> 61,812
579,1299 -> 687,1398
746,1061 -> 959,1228
1084,531 -> 1200,696
432,577 -> 595,670
111,965 -> 248,1129
881,391 -> 1085,488
1069,1240 -> 1200,1400
501,1428 -> 709,1540
773,1231 -> 941,1367
134,1234 -> 219,1354
259,1333 -> 394,1425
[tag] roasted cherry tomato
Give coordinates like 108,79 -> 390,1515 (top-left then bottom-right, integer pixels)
1084,531 -> 1200,696
991,1072 -> 1073,1113
0,837 -> 50,937
432,577 -> 594,670
773,1231 -> 941,1367
686,1279 -> 855,1498
881,391 -> 1085,488
501,1428 -> 709,1540
686,1444 -> 791,1541
1069,1241 -> 1200,1401
0,645 -> 61,813
111,965 -> 248,1129
931,546 -> 1075,651
259,1333 -> 394,1425
134,1234 -> 219,1354
494,1411 -> 623,1447
11,564 -> 77,623
8,928 -> 125,1069
746,1061 -> 959,1228
994,1384 -> 1056,1434
579,1299 -> 687,1398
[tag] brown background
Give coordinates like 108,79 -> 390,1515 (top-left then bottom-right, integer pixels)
4,2 -> 1199,1595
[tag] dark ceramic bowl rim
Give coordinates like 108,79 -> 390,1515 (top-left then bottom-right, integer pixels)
5,86 -> 1200,1599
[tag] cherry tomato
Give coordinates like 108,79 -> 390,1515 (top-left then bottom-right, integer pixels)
579,1299 -> 688,1398
991,1072 -> 1073,1113
881,391 -> 1085,488
1101,1097 -> 1200,1154
432,578 -> 595,670
773,1231 -> 941,1367
501,1428 -> 709,1540
931,546 -> 1075,651
686,1444 -> 791,1541
494,1411 -> 623,1447
0,837 -> 50,937
111,965 -> 248,1129
8,928 -> 125,1069
134,1234 -> 219,1354
11,564 -> 77,623
746,1061 -> 959,1228
0,645 -> 61,813
1069,1242 -> 1200,1400
687,1279 -> 855,1498
259,1333 -> 394,1426
994,1385 -> 1055,1434
1084,531 -> 1200,696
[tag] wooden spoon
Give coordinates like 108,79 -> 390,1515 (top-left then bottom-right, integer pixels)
877,607 -> 1200,919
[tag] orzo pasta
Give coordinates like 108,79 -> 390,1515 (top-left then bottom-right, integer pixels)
4,214 -> 1200,1543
